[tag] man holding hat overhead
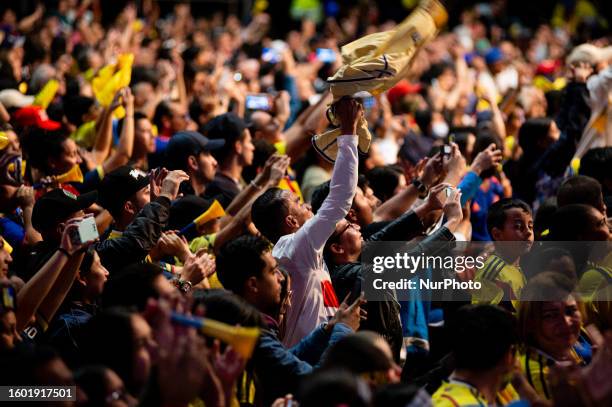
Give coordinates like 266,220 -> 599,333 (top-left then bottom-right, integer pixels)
312,0 -> 448,162
567,43 -> 612,160
95,165 -> 188,273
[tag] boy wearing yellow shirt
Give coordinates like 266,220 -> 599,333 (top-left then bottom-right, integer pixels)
432,305 -> 520,406
472,199 -> 534,310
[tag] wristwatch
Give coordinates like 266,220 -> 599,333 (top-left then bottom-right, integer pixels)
173,278 -> 193,294
412,178 -> 428,199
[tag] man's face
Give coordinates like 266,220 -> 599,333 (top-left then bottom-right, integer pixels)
83,252 -> 109,298
196,151 -> 218,183
253,251 -> 283,313
492,208 -> 534,258
0,238 -> 13,278
170,104 -> 189,133
135,118 -> 156,154
582,206 -> 611,241
237,129 -> 255,167
332,219 -> 363,258
283,191 -> 312,228
251,111 -> 282,143
351,187 -> 374,227
131,185 -> 151,213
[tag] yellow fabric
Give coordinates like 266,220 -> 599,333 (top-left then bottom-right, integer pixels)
70,121 -> 97,149
0,132 -> 9,150
33,79 -> 59,109
579,263 -> 612,329
519,347 -> 585,400
472,253 -> 526,307
273,141 -> 286,155
273,142 -> 304,202
432,380 -> 519,406
92,53 -> 134,119
55,165 -> 84,184
532,76 -> 566,93
189,233 -> 216,254
314,0 -> 447,162
1,237 -> 13,254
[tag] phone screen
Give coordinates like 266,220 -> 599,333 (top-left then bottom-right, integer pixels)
246,94 -> 271,111
316,48 -> 336,63
262,48 -> 281,64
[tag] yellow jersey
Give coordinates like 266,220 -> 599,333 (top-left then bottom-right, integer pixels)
432,379 -> 519,406
472,254 -> 526,307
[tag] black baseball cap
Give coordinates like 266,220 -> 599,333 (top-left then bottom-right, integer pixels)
32,188 -> 98,232
167,195 -> 214,231
97,166 -> 150,214
203,113 -> 250,159
165,131 -> 225,170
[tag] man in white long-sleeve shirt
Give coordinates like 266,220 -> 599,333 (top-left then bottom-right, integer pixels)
252,98 -> 363,347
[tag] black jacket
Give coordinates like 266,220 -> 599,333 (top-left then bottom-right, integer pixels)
329,210 -> 456,361
95,196 -> 171,273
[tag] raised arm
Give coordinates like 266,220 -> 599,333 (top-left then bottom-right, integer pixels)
102,88 -> 135,174
15,219 -> 90,332
297,98 -> 361,251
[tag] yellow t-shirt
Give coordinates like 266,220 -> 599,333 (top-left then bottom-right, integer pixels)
472,254 -> 526,307
432,380 -> 519,406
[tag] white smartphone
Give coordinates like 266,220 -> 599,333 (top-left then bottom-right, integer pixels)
70,216 -> 99,245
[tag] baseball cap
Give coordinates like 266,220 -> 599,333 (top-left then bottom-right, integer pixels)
0,89 -> 34,109
32,188 -> 98,232
386,80 -> 422,107
165,131 -> 225,170
485,47 -> 504,65
97,166 -> 150,214
203,113 -> 248,147
12,106 -> 61,130
167,195 -> 215,231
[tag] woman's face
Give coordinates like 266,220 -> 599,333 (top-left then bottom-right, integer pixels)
130,314 -> 155,391
49,138 -> 82,175
535,296 -> 581,355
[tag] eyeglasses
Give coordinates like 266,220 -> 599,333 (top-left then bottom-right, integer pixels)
331,222 -> 356,242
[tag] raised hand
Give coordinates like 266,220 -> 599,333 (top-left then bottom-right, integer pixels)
470,143 -> 503,176
159,170 -> 190,200
181,248 -> 216,286
335,98 -> 364,135
328,292 -> 367,332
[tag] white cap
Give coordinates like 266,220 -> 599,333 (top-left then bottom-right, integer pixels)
0,89 -> 34,109
567,43 -> 612,65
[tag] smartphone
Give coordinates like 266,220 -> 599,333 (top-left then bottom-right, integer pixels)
262,48 -> 281,64
363,96 -> 376,111
246,94 -> 271,111
443,134 -> 455,157
316,48 -> 336,63
70,216 -> 99,246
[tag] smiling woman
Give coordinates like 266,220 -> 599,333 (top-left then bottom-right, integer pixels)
517,272 -> 593,400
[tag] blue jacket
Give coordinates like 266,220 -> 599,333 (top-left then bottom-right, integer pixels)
253,314 -> 352,406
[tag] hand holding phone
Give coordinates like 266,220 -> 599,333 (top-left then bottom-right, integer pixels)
60,215 -> 99,256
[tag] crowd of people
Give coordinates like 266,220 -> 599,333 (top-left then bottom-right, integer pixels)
1,0 -> 612,406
